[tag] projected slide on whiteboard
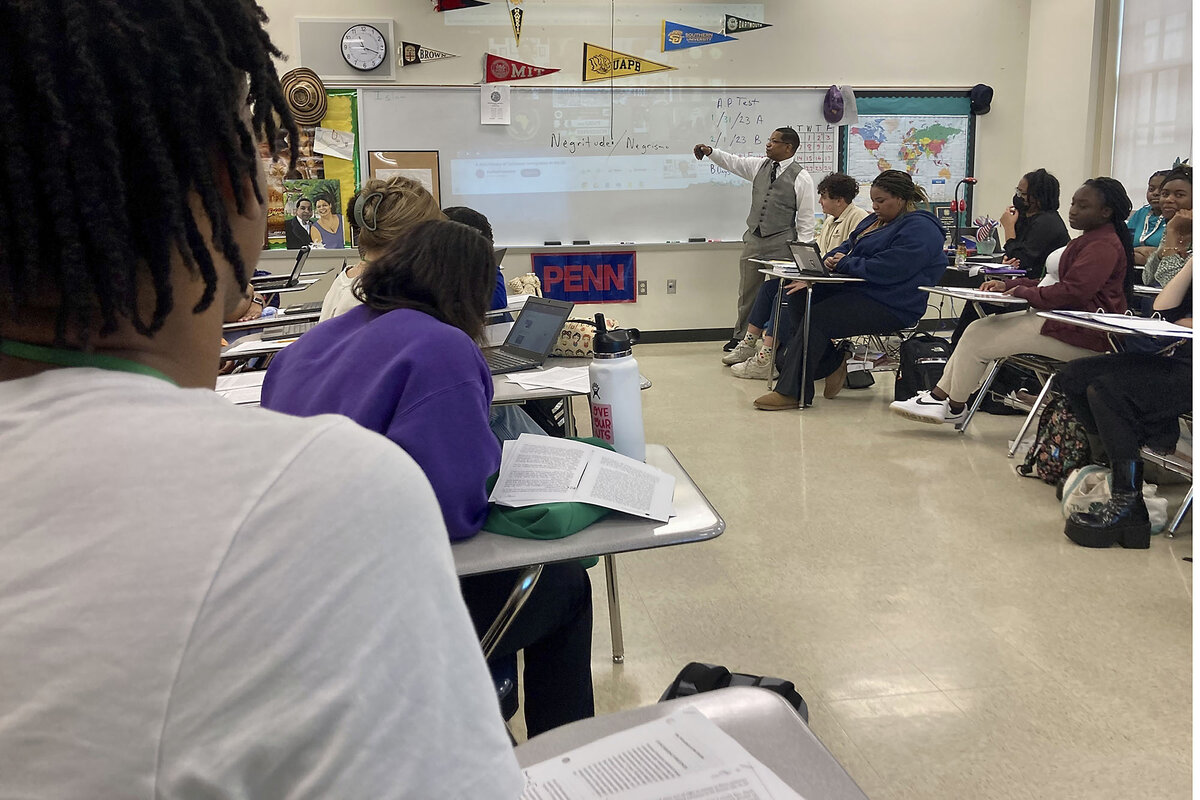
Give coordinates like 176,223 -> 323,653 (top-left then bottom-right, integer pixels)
360,86 -> 833,245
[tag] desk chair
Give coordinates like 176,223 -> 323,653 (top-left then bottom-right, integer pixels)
958,354 -> 1066,457
1141,415 -> 1193,537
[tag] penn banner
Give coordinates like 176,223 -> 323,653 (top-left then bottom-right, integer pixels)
662,21 -> 736,52
434,0 -> 488,9
485,53 -> 560,82
400,42 -> 458,66
582,43 -> 675,83
532,251 -> 637,304
507,0 -> 524,45
723,14 -> 771,34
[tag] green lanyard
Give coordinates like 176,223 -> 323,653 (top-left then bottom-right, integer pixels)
0,339 -> 177,385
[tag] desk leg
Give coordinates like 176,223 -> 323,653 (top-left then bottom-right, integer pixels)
766,277 -> 783,392
799,286 -> 813,408
605,554 -> 624,663
1008,373 -> 1056,458
480,564 -> 544,659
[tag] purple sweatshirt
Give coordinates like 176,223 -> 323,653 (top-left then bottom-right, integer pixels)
261,305 -> 499,541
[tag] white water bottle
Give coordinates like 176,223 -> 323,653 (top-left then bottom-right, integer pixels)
588,313 -> 645,461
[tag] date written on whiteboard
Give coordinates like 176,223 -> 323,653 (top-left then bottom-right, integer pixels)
712,111 -> 764,128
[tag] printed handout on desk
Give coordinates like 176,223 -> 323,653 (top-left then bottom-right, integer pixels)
490,435 -> 675,521
222,338 -> 292,356
215,372 -> 266,405
506,366 -> 591,394
519,707 -> 805,800
1049,311 -> 1194,338
935,287 -> 1027,304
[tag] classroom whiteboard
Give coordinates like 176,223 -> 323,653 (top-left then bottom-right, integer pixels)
360,86 -> 833,246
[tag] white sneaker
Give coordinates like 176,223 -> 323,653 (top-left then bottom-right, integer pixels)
731,346 -> 773,379
721,335 -> 760,365
890,391 -> 966,425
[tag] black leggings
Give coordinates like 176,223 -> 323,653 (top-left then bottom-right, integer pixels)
1057,352 -> 1192,460
460,562 -> 594,736
776,287 -> 905,404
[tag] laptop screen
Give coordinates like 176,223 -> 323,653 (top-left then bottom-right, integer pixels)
287,246 -> 311,282
788,241 -> 824,272
504,297 -> 572,356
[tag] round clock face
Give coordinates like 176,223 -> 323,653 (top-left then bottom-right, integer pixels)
341,25 -> 387,71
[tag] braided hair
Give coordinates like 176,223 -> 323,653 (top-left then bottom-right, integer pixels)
872,169 -> 928,211
1082,177 -> 1134,300
0,0 -> 297,342
1022,168 -> 1061,213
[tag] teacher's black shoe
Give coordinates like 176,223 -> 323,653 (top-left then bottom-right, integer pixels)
722,338 -> 741,352
1064,460 -> 1151,549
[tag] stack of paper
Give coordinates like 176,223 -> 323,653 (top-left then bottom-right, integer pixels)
490,435 -> 675,522
506,366 -> 591,394
1052,311 -> 1193,338
214,372 -> 266,405
520,707 -> 806,800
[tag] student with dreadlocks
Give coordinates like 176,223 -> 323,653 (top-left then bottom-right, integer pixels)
892,177 -> 1133,427
0,1 -> 521,796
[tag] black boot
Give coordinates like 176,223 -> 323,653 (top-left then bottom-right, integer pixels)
1064,460 -> 1151,549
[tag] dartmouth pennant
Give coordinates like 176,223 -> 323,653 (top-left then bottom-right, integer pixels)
485,53 -> 560,82
434,0 -> 487,10
723,14 -> 771,34
400,41 -> 458,66
662,21 -> 736,52
582,43 -> 675,82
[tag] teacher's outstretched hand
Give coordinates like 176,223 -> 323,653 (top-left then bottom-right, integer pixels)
693,144 -> 712,160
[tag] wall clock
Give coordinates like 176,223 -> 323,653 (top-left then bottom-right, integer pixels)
341,24 -> 387,72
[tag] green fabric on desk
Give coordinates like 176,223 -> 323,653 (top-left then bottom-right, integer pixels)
483,437 -> 613,570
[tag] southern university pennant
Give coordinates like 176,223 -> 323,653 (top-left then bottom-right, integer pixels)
582,43 -> 675,82
433,0 -> 488,10
400,42 -> 458,66
485,53 -> 560,82
662,21 -> 736,51
507,0 -> 524,45
723,14 -> 771,34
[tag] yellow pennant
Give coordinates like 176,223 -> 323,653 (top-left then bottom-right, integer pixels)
582,42 -> 675,82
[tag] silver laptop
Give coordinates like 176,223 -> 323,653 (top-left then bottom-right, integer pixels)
484,296 -> 574,375
785,241 -> 831,277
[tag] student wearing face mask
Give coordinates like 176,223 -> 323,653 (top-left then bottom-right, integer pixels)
998,168 -> 1071,280
950,169 -> 1072,346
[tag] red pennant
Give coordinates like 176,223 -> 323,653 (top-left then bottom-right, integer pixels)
485,53 -> 561,83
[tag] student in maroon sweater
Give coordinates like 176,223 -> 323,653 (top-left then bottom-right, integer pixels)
892,177 -> 1133,427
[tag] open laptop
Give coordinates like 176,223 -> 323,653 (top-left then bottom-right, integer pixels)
483,296 -> 574,375
783,241 -> 832,277
250,246 -> 310,291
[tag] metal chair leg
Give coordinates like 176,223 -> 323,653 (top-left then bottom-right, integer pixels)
480,564 -> 544,659
1167,485 -> 1193,537
958,359 -> 1001,434
605,554 -> 624,663
1008,373 -> 1056,458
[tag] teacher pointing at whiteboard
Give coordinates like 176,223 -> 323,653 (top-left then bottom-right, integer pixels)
694,128 -> 816,352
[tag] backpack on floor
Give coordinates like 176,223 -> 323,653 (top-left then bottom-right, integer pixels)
660,662 -> 808,723
1018,396 -> 1093,486
893,333 -> 952,401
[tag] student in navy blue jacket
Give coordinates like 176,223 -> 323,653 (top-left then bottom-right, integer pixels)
755,170 -> 947,409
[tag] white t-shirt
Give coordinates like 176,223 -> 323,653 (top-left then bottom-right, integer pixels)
319,265 -> 362,321
0,369 -> 521,799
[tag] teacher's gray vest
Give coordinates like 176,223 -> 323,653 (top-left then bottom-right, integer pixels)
747,160 -> 802,238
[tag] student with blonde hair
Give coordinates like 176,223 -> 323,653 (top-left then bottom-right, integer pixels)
319,176 -> 444,319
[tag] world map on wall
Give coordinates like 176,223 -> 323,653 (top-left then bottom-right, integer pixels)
845,114 -> 969,203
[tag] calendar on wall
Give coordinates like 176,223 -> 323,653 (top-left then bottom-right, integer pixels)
793,123 -> 838,177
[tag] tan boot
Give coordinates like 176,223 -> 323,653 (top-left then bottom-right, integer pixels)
823,351 -> 851,399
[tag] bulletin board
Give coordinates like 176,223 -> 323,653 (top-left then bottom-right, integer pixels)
368,151 -> 442,203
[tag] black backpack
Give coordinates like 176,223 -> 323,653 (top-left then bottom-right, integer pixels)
661,662 -> 808,723
893,333 -> 952,401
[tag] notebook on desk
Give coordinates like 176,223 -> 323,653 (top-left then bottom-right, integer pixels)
483,296 -> 574,375
251,246 -> 310,291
